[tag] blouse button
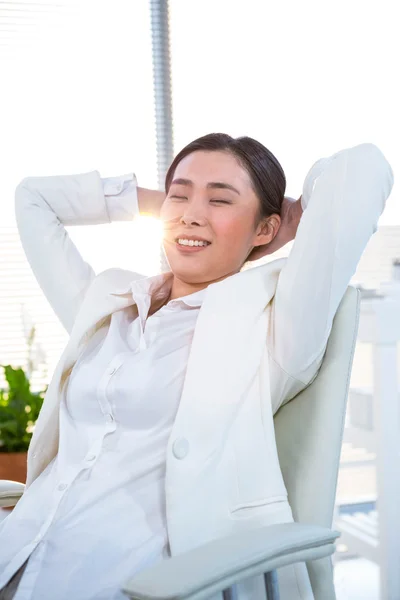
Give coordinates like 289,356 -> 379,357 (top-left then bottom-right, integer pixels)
172,437 -> 189,459
57,483 -> 67,491
109,367 -> 117,375
105,414 -> 114,424
87,454 -> 96,461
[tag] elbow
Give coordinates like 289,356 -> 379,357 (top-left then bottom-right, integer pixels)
15,178 -> 31,205
14,179 -> 29,217
353,142 -> 391,165
15,177 -> 33,194
329,143 -> 394,209
350,143 -> 394,192
14,178 -> 41,227
15,177 -> 38,212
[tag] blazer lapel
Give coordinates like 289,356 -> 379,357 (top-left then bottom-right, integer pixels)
60,269 -> 146,376
169,258 -> 286,468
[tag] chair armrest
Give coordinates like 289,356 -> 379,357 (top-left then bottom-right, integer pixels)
0,480 -> 25,508
122,522 -> 339,600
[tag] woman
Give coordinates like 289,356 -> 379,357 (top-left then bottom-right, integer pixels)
0,134 -> 393,600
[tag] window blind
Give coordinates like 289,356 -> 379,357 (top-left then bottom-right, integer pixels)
0,226 -> 68,392
1,0 -> 157,390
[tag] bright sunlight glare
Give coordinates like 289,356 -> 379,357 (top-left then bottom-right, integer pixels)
68,216 -> 165,277
129,216 -> 165,275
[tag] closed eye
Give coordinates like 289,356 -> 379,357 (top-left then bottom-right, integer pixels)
169,195 -> 231,204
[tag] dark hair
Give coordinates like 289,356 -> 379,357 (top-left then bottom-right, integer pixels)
165,133 -> 286,224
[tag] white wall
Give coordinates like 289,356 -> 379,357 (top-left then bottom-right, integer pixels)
170,0 -> 398,223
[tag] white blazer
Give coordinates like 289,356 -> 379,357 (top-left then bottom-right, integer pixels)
14,143 -> 393,599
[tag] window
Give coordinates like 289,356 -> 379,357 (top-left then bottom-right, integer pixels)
1,0 -> 157,388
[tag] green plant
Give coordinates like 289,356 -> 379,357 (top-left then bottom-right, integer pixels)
0,317 -> 47,453
0,365 -> 47,452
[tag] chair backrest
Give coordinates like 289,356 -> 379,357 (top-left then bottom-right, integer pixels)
274,285 -> 361,600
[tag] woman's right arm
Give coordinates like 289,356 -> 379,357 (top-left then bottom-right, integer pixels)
14,171 -> 163,334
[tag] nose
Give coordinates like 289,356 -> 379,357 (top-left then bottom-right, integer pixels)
180,208 -> 207,227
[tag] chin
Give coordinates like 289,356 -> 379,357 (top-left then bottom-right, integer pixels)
163,245 -> 233,283
170,264 -> 211,283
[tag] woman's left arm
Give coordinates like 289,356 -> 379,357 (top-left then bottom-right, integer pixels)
267,143 -> 394,399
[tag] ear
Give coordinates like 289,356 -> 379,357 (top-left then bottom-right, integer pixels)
252,214 -> 281,248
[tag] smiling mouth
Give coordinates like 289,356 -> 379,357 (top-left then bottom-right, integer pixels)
174,239 -> 211,253
176,240 -> 211,247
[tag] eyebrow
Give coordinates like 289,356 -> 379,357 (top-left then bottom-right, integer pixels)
171,178 -> 241,195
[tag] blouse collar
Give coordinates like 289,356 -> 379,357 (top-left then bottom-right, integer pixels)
113,271 -> 207,310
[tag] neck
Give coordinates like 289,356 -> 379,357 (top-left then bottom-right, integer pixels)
168,269 -> 240,301
169,277 -> 209,301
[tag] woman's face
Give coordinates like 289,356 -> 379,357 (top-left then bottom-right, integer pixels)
160,150 -> 275,285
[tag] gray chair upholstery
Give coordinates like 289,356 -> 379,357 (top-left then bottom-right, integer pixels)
275,285 -> 360,599
0,285 -> 360,600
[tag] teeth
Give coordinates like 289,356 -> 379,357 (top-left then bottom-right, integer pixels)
178,239 -> 209,247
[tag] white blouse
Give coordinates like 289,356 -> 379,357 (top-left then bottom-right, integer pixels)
0,265 -> 206,599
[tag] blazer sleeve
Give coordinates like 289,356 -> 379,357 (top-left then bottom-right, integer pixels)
267,143 -> 394,412
14,171 -> 140,334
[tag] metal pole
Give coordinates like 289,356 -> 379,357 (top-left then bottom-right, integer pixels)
264,570 -> 280,600
222,586 -> 238,600
150,0 -> 174,188
149,0 -> 174,272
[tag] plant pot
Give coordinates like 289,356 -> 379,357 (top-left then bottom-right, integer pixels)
0,451 -> 27,482
0,452 -> 27,511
